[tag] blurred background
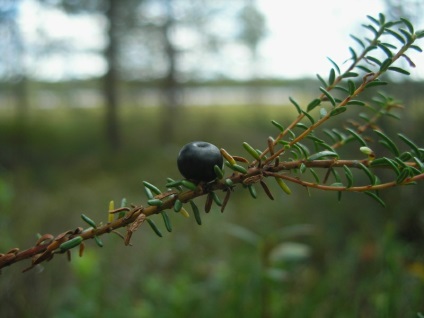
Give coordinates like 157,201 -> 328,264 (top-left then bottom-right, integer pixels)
1,0 -> 424,317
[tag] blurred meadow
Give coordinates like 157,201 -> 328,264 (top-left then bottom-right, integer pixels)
1,0 -> 424,317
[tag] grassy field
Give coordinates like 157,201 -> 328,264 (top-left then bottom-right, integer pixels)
1,105 -> 424,317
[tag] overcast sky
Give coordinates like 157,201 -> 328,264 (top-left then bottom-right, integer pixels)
17,0 -> 424,80
258,0 -> 385,78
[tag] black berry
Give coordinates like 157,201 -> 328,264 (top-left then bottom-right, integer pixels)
177,141 -> 223,182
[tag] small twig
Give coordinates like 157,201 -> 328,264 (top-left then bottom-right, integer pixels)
265,171 -> 424,192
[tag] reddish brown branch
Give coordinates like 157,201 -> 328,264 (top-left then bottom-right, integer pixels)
0,159 -> 422,273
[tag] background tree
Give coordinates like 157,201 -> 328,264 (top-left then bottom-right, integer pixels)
38,0 -> 145,149
0,0 -> 29,130
159,0 -> 180,143
128,0 -> 233,142
31,0 -> 270,144
103,0 -> 121,148
237,0 -> 266,106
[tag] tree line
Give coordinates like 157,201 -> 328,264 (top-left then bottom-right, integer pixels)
0,0 -> 422,147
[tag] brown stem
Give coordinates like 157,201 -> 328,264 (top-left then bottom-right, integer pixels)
266,171 -> 424,192
1,157 -> 422,273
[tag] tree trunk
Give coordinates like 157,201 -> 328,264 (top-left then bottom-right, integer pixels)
14,75 -> 29,129
104,0 -> 121,149
159,0 -> 180,144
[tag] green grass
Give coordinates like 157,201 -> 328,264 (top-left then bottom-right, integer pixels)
0,105 -> 423,317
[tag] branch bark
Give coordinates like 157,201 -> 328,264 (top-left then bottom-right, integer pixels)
104,0 -> 121,149
1,158 -> 423,273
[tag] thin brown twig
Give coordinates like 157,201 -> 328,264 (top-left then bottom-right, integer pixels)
265,171 -> 424,192
255,23 -> 418,167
